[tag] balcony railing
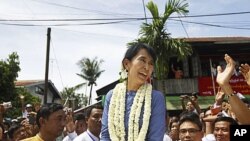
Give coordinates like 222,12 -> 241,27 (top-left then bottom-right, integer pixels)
154,78 -> 198,95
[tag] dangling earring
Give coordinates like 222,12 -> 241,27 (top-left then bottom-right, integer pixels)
120,68 -> 128,80
119,63 -> 128,82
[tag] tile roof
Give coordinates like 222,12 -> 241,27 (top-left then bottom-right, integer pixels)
15,80 -> 44,86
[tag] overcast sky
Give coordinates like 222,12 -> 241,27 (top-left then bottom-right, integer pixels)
1,0 -> 250,103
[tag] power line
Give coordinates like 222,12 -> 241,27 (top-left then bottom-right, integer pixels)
0,20 -> 139,26
0,17 -> 145,22
30,0 -> 140,16
50,38 -> 65,89
170,19 -> 250,30
178,16 -> 189,38
1,18 -> 250,31
1,11 -> 250,22
1,11 -> 250,31
29,0 -> 250,18
174,11 -> 250,18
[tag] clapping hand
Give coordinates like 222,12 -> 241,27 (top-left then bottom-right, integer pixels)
239,63 -> 250,86
216,54 -> 236,86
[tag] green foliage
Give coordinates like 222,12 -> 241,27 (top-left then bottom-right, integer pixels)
0,52 -> 20,102
128,0 -> 192,79
76,57 -> 105,105
60,86 -> 89,109
5,87 -> 41,118
0,52 -> 40,118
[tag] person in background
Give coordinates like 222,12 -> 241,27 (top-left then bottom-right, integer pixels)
22,104 -> 34,119
201,108 -> 216,141
8,121 -> 33,141
163,111 -> 172,141
179,112 -> 203,141
34,103 -> 41,113
239,63 -> 250,85
0,105 -> 5,141
211,63 -> 217,77
74,105 -> 103,141
171,64 -> 183,79
180,94 -> 201,115
63,112 -> 87,141
100,43 -> 166,141
213,116 -> 238,141
21,103 -> 66,141
166,117 -> 179,141
20,95 -> 34,119
216,54 -> 250,124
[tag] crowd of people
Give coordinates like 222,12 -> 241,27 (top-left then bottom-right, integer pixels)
164,54 -> 250,141
0,43 -> 250,141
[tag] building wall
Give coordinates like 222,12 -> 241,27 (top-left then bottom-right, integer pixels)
25,84 -> 61,104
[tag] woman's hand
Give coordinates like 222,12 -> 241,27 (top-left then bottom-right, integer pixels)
239,63 -> 250,86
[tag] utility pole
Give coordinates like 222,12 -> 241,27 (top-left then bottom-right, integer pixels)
44,27 -> 51,104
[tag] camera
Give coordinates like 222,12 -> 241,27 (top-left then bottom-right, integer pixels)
2,102 -> 12,109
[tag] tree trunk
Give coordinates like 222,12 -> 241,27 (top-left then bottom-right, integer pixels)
88,85 -> 93,105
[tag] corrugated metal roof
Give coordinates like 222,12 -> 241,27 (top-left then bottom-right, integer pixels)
182,37 -> 250,42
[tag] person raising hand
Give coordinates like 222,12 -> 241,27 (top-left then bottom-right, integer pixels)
216,54 -> 250,124
239,63 -> 250,86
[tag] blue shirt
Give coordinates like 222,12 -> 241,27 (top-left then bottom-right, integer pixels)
100,89 -> 166,141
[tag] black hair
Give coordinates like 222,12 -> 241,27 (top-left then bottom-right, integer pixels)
169,116 -> 179,131
179,111 -> 202,131
191,92 -> 199,99
74,112 -> 86,121
123,43 -> 156,64
36,103 -> 64,128
85,105 -> 103,118
8,123 -> 21,139
0,123 -> 5,138
213,116 -> 238,127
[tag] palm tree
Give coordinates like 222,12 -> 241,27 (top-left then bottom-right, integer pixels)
60,87 -> 76,107
77,57 -> 105,105
130,0 -> 192,79
60,86 -> 88,108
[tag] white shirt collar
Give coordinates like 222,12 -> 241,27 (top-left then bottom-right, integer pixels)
87,129 -> 99,141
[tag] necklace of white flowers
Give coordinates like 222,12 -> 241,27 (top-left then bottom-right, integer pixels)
108,68 -> 152,141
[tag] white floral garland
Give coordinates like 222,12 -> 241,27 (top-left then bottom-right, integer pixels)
108,81 -> 152,141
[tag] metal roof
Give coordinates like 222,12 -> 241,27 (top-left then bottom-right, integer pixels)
15,80 -> 61,99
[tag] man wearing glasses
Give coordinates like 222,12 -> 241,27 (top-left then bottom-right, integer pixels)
179,112 -> 204,141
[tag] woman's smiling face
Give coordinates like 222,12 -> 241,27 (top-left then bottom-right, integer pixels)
124,48 -> 154,90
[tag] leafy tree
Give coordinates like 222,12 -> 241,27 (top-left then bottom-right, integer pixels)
60,86 -> 88,109
9,87 -> 41,118
0,52 -> 20,102
129,0 -> 192,79
0,52 -> 40,118
76,57 -> 104,105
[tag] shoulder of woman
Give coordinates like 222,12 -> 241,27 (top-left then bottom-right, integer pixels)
151,90 -> 165,102
104,89 -> 114,100
152,90 -> 164,97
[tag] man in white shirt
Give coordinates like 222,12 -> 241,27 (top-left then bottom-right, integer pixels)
74,105 -> 103,141
63,112 -> 87,141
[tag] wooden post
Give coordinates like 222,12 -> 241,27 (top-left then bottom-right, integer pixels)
44,27 -> 51,104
